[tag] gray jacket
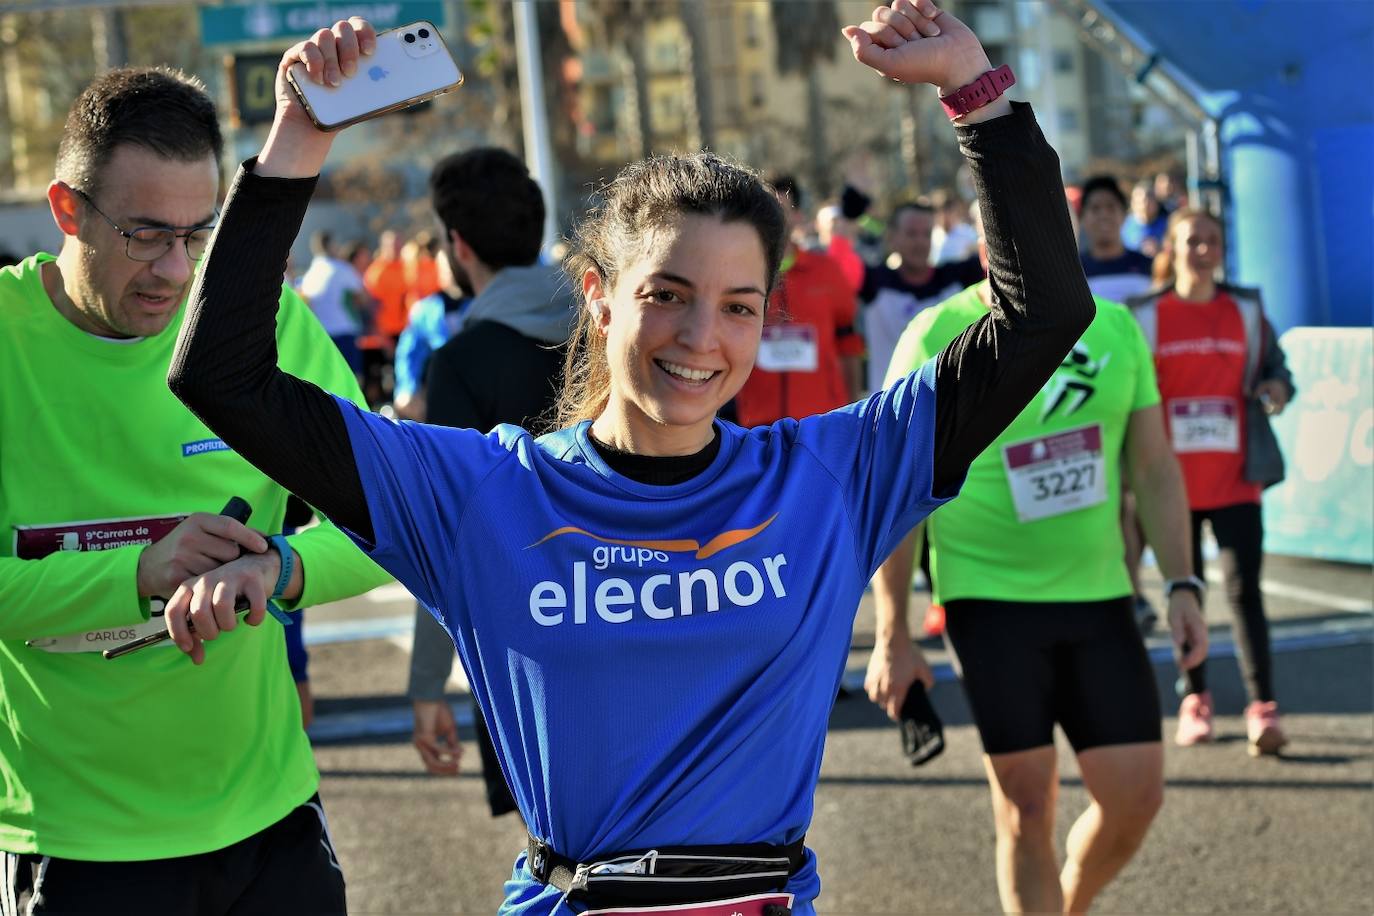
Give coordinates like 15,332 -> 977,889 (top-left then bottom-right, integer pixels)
407,262 -> 576,701
457,262 -> 576,344
1128,284 -> 1296,488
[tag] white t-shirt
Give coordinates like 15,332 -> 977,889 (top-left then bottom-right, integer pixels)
860,260 -> 982,395
298,256 -> 366,337
1080,250 -> 1155,305
931,222 -> 979,266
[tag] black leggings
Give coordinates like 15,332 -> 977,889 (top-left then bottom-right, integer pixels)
1183,502 -> 1274,703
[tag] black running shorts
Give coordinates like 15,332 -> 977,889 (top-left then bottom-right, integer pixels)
2,793 -> 345,915
943,596 -> 1162,756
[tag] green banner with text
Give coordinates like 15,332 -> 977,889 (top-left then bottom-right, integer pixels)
199,2 -> 446,48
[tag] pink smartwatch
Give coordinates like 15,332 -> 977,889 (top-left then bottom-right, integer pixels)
939,64 -> 1016,120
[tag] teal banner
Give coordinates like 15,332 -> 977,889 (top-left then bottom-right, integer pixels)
199,2 -> 446,48
1263,328 -> 1373,564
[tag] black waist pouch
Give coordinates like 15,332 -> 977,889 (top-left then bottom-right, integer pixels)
528,833 -> 804,910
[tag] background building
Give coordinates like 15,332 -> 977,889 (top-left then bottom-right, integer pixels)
0,0 -> 1256,262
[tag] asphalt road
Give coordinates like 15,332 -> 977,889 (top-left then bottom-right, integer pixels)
299,555 -> 1373,915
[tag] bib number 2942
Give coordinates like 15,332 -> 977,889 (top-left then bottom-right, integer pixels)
1169,397 -> 1239,453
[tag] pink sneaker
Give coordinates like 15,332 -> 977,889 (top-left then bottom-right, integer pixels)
1246,701 -> 1288,756
1175,691 -> 1214,746
923,603 -> 946,638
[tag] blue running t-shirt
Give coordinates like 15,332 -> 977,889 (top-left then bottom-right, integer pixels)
333,359 -> 953,914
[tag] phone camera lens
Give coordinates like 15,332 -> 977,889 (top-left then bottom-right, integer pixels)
404,32 -> 416,43
418,28 -> 430,38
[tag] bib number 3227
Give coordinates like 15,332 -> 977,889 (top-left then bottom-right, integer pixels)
1001,424 -> 1108,523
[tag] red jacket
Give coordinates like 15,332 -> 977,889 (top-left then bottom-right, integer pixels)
735,249 -> 862,427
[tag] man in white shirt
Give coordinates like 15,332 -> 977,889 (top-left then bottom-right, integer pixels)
1078,175 -> 1154,304
298,230 -> 371,374
929,189 -> 979,266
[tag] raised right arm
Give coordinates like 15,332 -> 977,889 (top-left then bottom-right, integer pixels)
843,2 -> 1094,497
169,19 -> 379,541
174,21 -> 519,633
169,165 -> 372,541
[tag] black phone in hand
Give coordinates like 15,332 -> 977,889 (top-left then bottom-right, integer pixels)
900,681 -> 945,767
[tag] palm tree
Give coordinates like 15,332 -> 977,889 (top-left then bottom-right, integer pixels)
585,0 -> 654,159
769,0 -> 840,196
677,0 -> 716,151
464,0 -> 522,148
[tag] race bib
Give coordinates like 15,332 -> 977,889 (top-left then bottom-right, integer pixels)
1168,397 -> 1240,453
16,515 -> 183,653
756,325 -> 818,373
1001,424 -> 1108,523
14,515 -> 184,560
25,618 -> 171,654
582,892 -> 794,916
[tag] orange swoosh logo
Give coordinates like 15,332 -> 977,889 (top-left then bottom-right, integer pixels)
526,514 -> 778,560
695,515 -> 777,559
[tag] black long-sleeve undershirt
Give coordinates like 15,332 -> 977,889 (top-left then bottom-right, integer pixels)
169,102 -> 1093,547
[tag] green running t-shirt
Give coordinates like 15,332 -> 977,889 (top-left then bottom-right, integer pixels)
886,282 -> 1160,603
0,254 -> 391,860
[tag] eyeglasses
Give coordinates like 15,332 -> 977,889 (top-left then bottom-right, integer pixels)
70,187 -> 216,262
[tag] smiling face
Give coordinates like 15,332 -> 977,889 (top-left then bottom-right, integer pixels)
586,213 -> 769,455
1172,214 -> 1224,281
51,143 -> 219,339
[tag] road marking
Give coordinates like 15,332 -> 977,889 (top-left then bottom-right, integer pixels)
1203,571 -> 1371,613
366,582 -> 415,604
308,614 -> 1371,744
303,616 -> 411,646
840,614 -> 1372,693
332,564 -> 1370,643
309,701 -> 474,743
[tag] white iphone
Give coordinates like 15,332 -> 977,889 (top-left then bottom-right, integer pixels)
287,21 -> 463,131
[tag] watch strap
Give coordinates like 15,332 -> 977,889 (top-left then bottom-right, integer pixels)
1164,575 -> 1207,599
939,64 -> 1016,120
266,534 -> 297,626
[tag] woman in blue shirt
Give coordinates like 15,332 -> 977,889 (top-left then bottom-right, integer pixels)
165,3 -> 1093,913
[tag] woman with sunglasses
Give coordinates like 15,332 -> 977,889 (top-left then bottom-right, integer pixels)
165,2 -> 1094,912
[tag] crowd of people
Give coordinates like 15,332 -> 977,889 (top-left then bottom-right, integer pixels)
289,224 -> 448,409
1,2 -> 1300,914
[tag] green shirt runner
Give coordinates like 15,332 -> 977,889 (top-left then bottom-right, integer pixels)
0,253 -> 391,861
886,282 -> 1160,604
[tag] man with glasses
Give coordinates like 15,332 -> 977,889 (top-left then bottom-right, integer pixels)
69,187 -> 216,264
0,66 -> 389,913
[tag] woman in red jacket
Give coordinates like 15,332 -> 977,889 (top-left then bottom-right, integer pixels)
1131,209 -> 1295,756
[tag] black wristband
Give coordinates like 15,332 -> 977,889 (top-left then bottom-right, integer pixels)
1165,576 -> 1206,599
